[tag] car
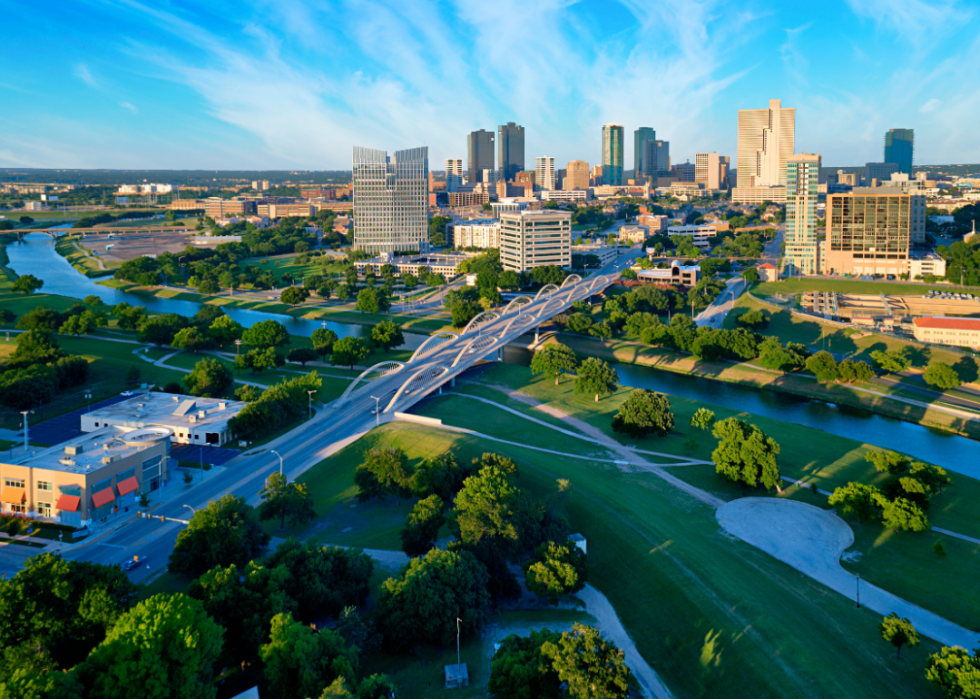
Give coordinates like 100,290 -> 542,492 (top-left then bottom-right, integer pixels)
120,555 -> 145,572
370,407 -> 380,415
120,390 -> 135,397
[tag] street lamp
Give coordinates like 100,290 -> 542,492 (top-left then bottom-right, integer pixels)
307,390 -> 316,419
20,411 -> 29,449
855,573 -> 861,608
370,396 -> 381,427
271,449 -> 283,475
183,504 -> 196,516
84,391 -> 92,413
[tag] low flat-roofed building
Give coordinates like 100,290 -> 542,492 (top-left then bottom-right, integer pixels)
572,243 -> 617,267
0,426 -> 171,527
540,189 -> 589,201
912,316 -> 980,350
635,260 -> 701,286
81,393 -> 246,447
909,252 -> 947,279
667,224 -> 717,249
354,252 -> 465,277
732,186 -> 787,204
450,219 -> 500,249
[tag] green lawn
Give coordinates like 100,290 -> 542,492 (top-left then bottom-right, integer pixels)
755,277 -> 980,297
55,234 -> 115,277
240,252 -> 347,284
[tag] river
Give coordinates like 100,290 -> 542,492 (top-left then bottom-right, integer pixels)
503,347 -> 980,478
5,232 -> 426,349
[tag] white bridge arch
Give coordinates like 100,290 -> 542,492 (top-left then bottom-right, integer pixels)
334,361 -> 406,409
409,331 -> 459,363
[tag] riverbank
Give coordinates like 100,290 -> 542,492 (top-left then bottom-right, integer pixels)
55,234 -> 113,277
555,333 -> 980,441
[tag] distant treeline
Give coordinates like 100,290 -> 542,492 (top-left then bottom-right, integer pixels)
0,169 -> 353,186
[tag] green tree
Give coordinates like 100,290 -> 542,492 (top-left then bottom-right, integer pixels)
259,472 -> 317,530
408,453 -> 471,501
242,319 -> 290,349
58,313 -> 93,337
879,613 -> 920,659
612,389 -> 674,438
690,407 -> 716,430
311,328 -> 339,361
870,349 -> 911,374
197,278 -> 219,295
736,308 -> 769,330
11,329 -> 63,363
183,357 -> 233,397
866,449 -> 910,475
488,630 -> 563,699
168,494 -> 270,577
926,645 -> 980,698
259,612 -> 357,699
280,286 -> 309,306
286,347 -> 318,366
541,624 -> 632,699
331,336 -> 369,369
530,343 -> 578,385
356,287 -> 390,314
113,302 -> 147,331
80,594 -> 223,699
207,315 -> 243,348
11,274 -> 43,294
741,266 -> 760,283
806,350 -> 839,383
354,447 -> 412,503
524,541 -> 587,604
138,314 -> 187,346
171,327 -> 212,353
924,362 -> 962,389
453,465 -> 538,559
399,495 -> 446,557
828,482 -> 884,522
837,359 -> 875,383
574,357 -> 619,402
17,306 -> 64,332
370,320 -> 404,351
712,418 -> 781,491
933,538 -> 948,559
238,346 -> 283,373
335,284 -> 353,303
375,548 -> 491,647
877,495 -> 930,532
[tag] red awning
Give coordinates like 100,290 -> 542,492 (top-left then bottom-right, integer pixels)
116,477 -> 138,496
0,487 -> 25,505
92,488 -> 115,509
56,494 -> 80,512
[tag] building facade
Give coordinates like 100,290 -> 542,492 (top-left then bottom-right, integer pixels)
912,317 -> 980,350
447,191 -> 490,208
81,394 -> 246,447
645,140 -> 671,178
564,160 -> 590,190
783,153 -> 822,276
635,260 -> 701,286
737,98 -> 795,188
450,219 -> 501,249
467,130 -> 495,183
602,124 -> 625,186
352,145 -> 429,254
540,189 -> 588,202
885,129 -> 914,176
445,158 -> 464,193
823,188 -> 913,277
499,210 -> 572,272
666,224 -> 718,249
695,153 -> 729,190
634,127 -> 657,179
672,162 -> 696,183
535,156 -> 556,191
497,122 -> 525,182
204,198 -> 256,218
865,162 -> 900,186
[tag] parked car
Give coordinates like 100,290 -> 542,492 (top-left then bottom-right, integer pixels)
120,390 -> 135,397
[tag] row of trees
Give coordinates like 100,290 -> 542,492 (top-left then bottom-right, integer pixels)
0,328 -> 90,411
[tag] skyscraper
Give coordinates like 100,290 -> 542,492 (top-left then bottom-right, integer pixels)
602,124 -> 624,186
737,99 -> 795,187
644,140 -> 670,179
695,153 -> 728,190
535,156 -> 556,190
884,129 -> 914,176
564,160 -> 590,190
497,122 -> 525,182
633,127 -> 656,179
784,153 -> 821,276
445,158 -> 464,193
467,129 -> 495,183
352,145 -> 428,254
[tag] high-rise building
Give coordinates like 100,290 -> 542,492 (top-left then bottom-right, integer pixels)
672,162 -> 696,182
499,210 -> 572,273
784,153 -> 822,276
695,153 -> 729,190
737,99 -> 795,187
590,165 -> 603,186
535,156 -> 556,191
644,140 -> 671,179
352,145 -> 429,254
884,129 -> 914,176
445,158 -> 464,193
602,124 -> 625,186
497,122 -> 525,182
865,162 -> 900,186
564,160 -> 590,190
823,188 -> 916,277
467,129 -> 495,183
634,127 -> 657,179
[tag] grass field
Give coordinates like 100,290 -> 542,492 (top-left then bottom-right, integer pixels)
754,277 -> 980,297
240,252 -> 348,284
55,234 -> 116,277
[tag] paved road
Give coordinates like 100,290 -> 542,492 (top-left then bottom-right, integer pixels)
695,277 -> 746,328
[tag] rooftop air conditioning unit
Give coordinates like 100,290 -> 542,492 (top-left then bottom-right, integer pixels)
198,410 -> 206,418
101,454 -> 120,465
218,402 -> 227,410
189,416 -> 197,423
64,445 -> 84,456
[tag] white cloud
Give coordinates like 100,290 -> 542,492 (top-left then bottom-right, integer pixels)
920,97 -> 942,113
73,63 -> 98,88
119,101 -> 138,113
780,24 -> 811,88
843,0 -> 972,49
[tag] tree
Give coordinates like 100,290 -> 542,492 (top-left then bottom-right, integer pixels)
171,327 -> 212,353
541,624 -> 632,699
79,594 -> 223,699
207,315 -> 243,347
712,418 -> 781,491
375,548 -> 491,647
453,465 -> 538,559
11,274 -> 43,294
259,613 -> 357,699
871,349 -> 911,374
524,541 -> 587,604
489,630 -> 563,699
168,494 -> 270,577
399,495 -> 445,557
574,357 -> 619,402
113,302 -> 147,331
354,447 -> 412,502
280,286 -> 309,306
197,278 -> 219,295
311,328 -> 339,361
741,266 -> 760,283
866,449 -> 910,475
530,344 -> 578,385
837,359 -> 875,383
335,284 -> 352,303
924,362 -> 962,390
242,319 -> 290,349
828,482 -> 884,522
183,358 -> 233,397
690,407 -> 715,430
370,320 -> 404,351
17,306 -> 64,331
736,309 -> 769,330
408,453 -> 471,501
612,389 -> 674,438
356,287 -> 390,314
449,296 -> 481,328
806,351 -> 839,383
11,329 -> 63,363
933,538 -> 948,559
58,313 -> 92,337
566,312 -> 593,333
926,645 -> 980,697
138,314 -> 187,346
331,336 -> 369,369
498,270 -> 521,291
879,613 -> 919,659
259,472 -> 317,530
877,495 -> 930,532
238,346 -> 283,373
286,347 -> 318,366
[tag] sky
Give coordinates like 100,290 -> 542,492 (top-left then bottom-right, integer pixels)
1,0 -> 979,172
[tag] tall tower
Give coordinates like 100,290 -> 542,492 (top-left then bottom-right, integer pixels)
633,127 -> 656,179
737,99 -> 795,187
645,140 -> 670,179
564,160 -> 590,190
884,129 -> 914,176
535,156 -> 556,191
602,124 -> 625,186
497,122 -> 525,182
784,153 -> 822,276
467,129 -> 495,183
352,145 -> 429,254
445,158 -> 464,193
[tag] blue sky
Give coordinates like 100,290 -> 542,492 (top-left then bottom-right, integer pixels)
1,0 -> 978,171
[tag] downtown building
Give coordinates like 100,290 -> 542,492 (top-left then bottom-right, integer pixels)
467,129 -> 495,183
564,160 -> 590,190
445,158 -> 464,192
695,153 -> 730,190
450,219 -> 500,249
352,145 -> 429,254
783,153 -> 822,276
497,122 -> 525,182
634,127 -> 657,180
499,210 -> 572,273
733,98 -> 795,204
885,129 -> 914,176
535,156 -> 556,191
602,124 -> 625,186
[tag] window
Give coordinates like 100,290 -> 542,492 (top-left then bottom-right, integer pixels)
37,481 -> 53,492
93,477 -> 113,493
60,485 -> 81,497
37,502 -> 52,517
116,467 -> 136,483
3,478 -> 25,489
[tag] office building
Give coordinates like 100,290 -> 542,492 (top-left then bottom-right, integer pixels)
497,122 -> 525,182
634,127 -> 657,179
912,317 -> 980,350
865,162 -> 900,185
783,153 -> 822,276
602,124 -> 625,186
446,158 -> 464,193
564,160 -> 590,190
352,145 -> 429,254
695,153 -> 729,190
635,260 -> 701,286
672,162 -> 696,183
499,210 -> 572,273
450,219 -> 501,249
666,224 -> 718,249
540,189 -> 588,202
467,129 -> 495,183
738,98 -> 795,187
535,156 -> 556,191
252,180 -> 270,191
823,188 -> 914,276
491,199 -> 530,217
204,198 -> 256,218
590,165 -> 603,186
447,191 -> 490,208
885,129 -> 914,176
258,203 -> 314,220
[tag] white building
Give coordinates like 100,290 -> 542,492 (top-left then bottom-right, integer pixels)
491,199 -> 531,218
445,158 -> 464,193
572,243 -> 617,267
450,219 -> 501,249
667,224 -> 718,249
499,210 -> 572,273
540,189 -> 588,202
535,156 -> 556,191
81,394 -> 247,447
909,253 -> 947,279
352,145 -> 429,254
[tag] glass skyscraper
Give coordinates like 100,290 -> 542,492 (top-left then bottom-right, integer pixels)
633,127 -> 656,179
352,145 -> 429,255
784,153 -> 821,276
884,129 -> 914,176
602,124 -> 624,186
467,129 -> 495,183
497,122 -> 525,182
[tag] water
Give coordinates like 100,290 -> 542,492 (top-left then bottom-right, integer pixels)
5,232 -> 426,349
503,347 -> 980,478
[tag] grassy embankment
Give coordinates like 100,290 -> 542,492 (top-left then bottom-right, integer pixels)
753,277 -> 980,297
54,234 -> 118,277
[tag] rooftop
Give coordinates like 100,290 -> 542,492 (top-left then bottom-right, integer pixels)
86,393 -> 246,431
2,426 -> 170,474
913,316 -> 980,330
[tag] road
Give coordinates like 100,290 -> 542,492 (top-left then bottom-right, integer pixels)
695,277 -> 746,328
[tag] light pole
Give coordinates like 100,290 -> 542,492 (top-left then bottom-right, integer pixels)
84,390 -> 92,413
20,411 -> 29,449
271,449 -> 283,475
370,396 -> 381,427
183,504 -> 196,516
855,574 -> 861,608
307,390 -> 316,419
234,339 -> 242,356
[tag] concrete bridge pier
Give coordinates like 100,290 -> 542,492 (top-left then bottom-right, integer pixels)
450,377 -> 456,388
535,325 -> 540,343
497,347 -> 503,362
